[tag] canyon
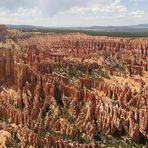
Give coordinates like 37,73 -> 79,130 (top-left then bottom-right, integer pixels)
0,25 -> 148,147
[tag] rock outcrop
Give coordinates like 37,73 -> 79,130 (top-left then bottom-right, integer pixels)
0,25 -> 8,42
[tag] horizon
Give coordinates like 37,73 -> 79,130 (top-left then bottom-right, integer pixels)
0,0 -> 148,27
5,22 -> 148,28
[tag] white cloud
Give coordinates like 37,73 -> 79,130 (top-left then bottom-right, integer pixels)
62,0 -> 127,15
13,8 -> 41,16
130,10 -> 148,18
0,0 -> 115,15
130,0 -> 146,6
0,0 -> 147,26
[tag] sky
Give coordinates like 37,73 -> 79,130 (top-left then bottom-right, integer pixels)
0,0 -> 148,27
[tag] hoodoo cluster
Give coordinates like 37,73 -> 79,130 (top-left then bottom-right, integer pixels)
0,27 -> 147,147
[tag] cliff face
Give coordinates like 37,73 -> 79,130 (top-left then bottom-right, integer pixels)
0,29 -> 148,147
0,48 -> 14,85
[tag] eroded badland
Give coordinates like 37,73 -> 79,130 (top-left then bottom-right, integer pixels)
0,25 -> 148,147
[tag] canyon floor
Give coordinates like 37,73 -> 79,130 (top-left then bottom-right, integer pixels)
0,25 -> 148,147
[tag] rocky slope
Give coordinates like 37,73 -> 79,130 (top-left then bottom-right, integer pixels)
0,25 -> 148,147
